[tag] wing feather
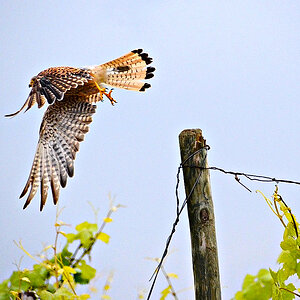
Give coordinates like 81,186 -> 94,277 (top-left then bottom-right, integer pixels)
48,146 -> 61,204
20,95 -> 97,210
40,146 -> 49,210
5,67 -> 93,117
22,147 -> 43,209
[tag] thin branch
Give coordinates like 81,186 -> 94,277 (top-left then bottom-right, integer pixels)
160,265 -> 179,300
69,243 -> 82,265
62,270 -> 77,295
70,206 -> 119,268
279,196 -> 298,238
53,205 -> 64,288
273,197 -> 286,228
279,287 -> 300,298
53,226 -> 60,288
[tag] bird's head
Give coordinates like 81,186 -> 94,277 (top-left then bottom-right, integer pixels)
29,76 -> 37,88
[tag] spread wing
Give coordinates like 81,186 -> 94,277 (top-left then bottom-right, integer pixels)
20,94 -> 97,211
5,67 -> 94,117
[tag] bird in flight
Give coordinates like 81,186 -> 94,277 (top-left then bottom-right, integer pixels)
6,49 -> 155,211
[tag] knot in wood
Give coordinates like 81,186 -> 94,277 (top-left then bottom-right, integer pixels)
200,208 -> 209,223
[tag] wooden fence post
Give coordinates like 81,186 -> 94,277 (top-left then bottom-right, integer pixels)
179,129 -> 221,300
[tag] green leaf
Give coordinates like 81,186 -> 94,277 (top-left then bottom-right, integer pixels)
243,281 -> 271,300
279,283 -> 296,300
76,221 -> 98,233
256,269 -> 272,283
40,290 -> 54,300
242,274 -> 255,289
78,261 -> 96,280
59,246 -> 73,266
97,232 -> 110,244
0,279 -> 9,289
33,264 -> 49,280
234,290 -> 244,300
26,269 -> 47,288
277,251 -> 297,274
0,292 -> 10,300
46,283 -> 56,293
66,233 -> 77,243
284,223 -> 297,240
74,271 -> 89,285
53,287 -> 74,297
78,230 -> 94,248
285,283 -> 296,291
235,269 -> 272,300
280,236 -> 297,251
77,294 -> 91,300
277,268 -> 290,283
272,284 -> 280,300
269,268 -> 278,282
74,261 -> 96,284
296,262 -> 300,278
9,271 -> 30,291
0,279 -> 10,298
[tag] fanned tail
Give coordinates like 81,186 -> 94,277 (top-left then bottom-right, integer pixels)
91,49 -> 155,92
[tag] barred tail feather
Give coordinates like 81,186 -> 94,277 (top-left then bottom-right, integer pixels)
96,49 -> 155,92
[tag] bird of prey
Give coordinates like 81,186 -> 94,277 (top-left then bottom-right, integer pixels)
6,49 -> 155,211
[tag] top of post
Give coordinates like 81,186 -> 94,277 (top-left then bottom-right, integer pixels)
179,129 -> 206,150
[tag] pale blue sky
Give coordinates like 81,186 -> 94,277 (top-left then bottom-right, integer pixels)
1,1 -> 300,299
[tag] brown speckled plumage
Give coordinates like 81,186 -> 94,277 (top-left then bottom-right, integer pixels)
6,49 -> 155,210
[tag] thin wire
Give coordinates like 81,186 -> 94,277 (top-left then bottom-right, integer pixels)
146,146 -> 300,299
146,146 -> 208,299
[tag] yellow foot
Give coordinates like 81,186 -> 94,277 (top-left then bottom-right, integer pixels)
106,89 -> 117,106
94,82 -> 117,105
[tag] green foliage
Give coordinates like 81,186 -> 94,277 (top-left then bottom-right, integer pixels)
74,261 -> 96,284
234,269 -> 272,300
0,202 -> 182,299
234,187 -> 300,300
0,205 -> 119,299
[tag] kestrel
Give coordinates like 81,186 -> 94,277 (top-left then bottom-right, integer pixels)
6,49 -> 155,211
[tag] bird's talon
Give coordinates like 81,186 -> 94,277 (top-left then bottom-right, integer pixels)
105,89 -> 117,106
94,82 -> 117,105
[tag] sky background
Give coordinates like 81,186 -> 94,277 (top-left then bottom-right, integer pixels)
1,1 -> 300,299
